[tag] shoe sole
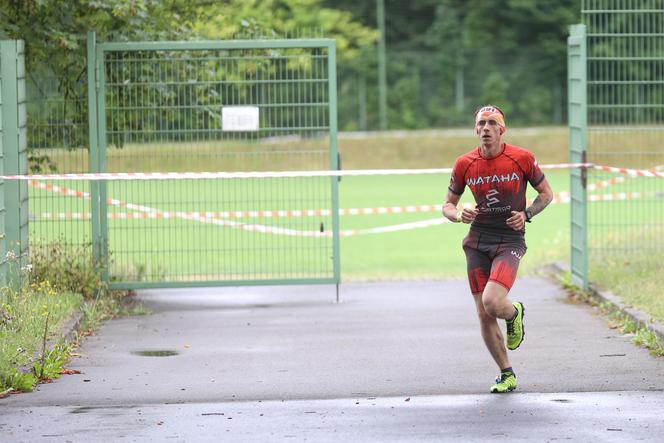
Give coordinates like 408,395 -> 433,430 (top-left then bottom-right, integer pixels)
490,385 -> 517,394
507,302 -> 525,350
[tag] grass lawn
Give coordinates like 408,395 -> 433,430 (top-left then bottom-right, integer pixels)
589,228 -> 664,323
338,170 -> 571,280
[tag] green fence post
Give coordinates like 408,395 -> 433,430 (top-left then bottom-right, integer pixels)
88,32 -> 101,268
567,24 -> 588,290
328,41 -> 341,292
0,39 -> 28,286
88,31 -> 110,282
96,42 -> 109,283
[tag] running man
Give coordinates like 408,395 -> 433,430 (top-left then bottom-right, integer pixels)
442,105 -> 553,393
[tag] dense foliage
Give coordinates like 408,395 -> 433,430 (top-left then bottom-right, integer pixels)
328,0 -> 581,128
0,0 -> 581,136
0,0 -> 377,150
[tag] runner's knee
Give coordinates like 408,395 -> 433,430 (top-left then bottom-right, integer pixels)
482,296 -> 501,318
476,305 -> 495,323
482,284 -> 508,317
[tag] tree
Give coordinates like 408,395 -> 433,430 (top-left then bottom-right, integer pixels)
327,0 -> 581,127
0,0 -> 377,152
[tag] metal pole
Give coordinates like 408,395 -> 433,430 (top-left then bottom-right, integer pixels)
377,0 -> 387,130
1,39 -> 28,286
327,41 -> 342,289
87,32 -> 102,267
359,75 -> 367,130
568,24 -> 588,290
455,29 -> 466,112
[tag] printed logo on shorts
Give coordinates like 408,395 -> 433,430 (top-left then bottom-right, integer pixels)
511,250 -> 523,260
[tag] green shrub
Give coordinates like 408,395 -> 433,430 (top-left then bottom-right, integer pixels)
28,241 -> 106,299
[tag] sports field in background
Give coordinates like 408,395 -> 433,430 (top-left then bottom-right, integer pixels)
28,170 -> 572,278
27,127 -> 664,320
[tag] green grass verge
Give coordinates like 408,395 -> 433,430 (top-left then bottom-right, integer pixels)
560,273 -> 664,357
0,243 -> 145,395
0,282 -> 83,393
589,230 -> 664,324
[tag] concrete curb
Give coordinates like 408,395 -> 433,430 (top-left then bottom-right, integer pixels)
543,261 -> 664,346
16,310 -> 85,375
47,310 -> 85,348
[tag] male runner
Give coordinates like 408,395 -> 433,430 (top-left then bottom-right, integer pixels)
442,105 -> 553,393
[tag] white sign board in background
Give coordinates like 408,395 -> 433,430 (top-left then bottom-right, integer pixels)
221,106 -> 260,132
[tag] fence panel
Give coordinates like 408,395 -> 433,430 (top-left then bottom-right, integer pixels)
88,38 -> 340,288
26,68 -> 90,251
582,1 -> 664,281
0,45 -> 5,285
0,40 -> 28,279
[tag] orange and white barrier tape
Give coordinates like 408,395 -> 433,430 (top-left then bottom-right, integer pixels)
588,176 -> 626,192
5,162 -> 664,181
34,206 -> 449,220
591,164 -> 664,178
587,165 -> 664,191
3,163 -> 591,181
29,190 -> 645,223
24,162 -> 658,238
29,180 -> 162,213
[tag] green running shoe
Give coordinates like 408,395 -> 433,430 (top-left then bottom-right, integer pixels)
490,372 -> 517,393
506,302 -> 525,350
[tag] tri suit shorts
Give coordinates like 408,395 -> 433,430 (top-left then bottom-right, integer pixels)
462,229 -> 527,294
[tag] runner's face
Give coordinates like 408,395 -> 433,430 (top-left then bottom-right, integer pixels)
477,117 -> 502,144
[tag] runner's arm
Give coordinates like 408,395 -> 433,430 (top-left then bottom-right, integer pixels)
443,190 -> 477,224
506,177 -> 554,230
527,177 -> 554,218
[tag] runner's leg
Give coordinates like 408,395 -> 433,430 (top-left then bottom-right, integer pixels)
482,237 -> 527,320
473,291 -> 511,370
464,232 -> 512,370
481,281 -> 516,320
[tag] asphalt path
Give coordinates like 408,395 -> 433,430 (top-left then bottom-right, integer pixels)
1,278 -> 663,442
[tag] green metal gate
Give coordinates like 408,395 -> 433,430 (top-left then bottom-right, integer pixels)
570,2 -> 664,289
87,34 -> 340,288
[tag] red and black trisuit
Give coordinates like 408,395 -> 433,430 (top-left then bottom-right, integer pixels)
449,143 -> 545,294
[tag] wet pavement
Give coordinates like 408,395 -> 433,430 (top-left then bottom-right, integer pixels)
1,278 -> 663,442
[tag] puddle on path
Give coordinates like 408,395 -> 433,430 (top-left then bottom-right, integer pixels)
132,350 -> 179,357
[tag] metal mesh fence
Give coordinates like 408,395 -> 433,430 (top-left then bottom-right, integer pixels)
26,73 -> 91,250
583,1 -> 664,271
92,41 -> 339,286
0,49 -> 5,283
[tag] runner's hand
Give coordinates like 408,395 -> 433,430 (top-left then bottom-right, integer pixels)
460,208 -> 478,224
506,211 -> 526,231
